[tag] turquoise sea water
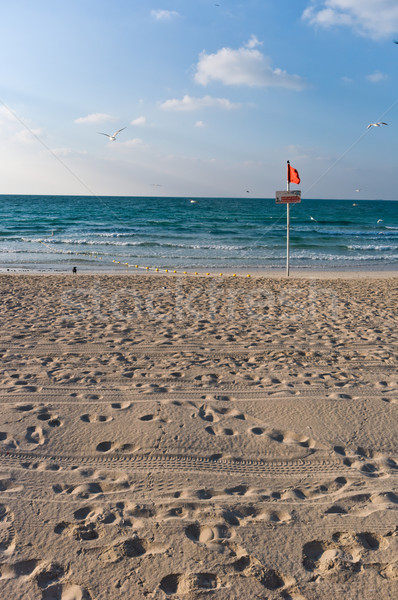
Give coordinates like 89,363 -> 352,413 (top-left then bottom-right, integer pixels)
1,195 -> 398,272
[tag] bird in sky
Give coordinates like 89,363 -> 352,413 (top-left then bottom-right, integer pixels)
97,127 -> 126,141
367,122 -> 388,129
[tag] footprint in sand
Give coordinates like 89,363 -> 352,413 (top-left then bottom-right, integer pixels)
325,490 -> 398,517
122,503 -> 156,521
15,404 -> 35,412
138,413 -> 170,423
252,508 -> 292,523
268,429 -> 318,449
221,504 -> 292,526
14,405 -> 62,428
54,521 -> 99,541
185,523 -> 233,545
382,396 -> 398,404
0,478 -> 23,494
204,425 -> 236,436
334,445 -> 397,478
0,504 -> 16,556
95,440 -> 139,454
302,529 -> 393,578
197,405 -> 219,423
218,407 -> 246,420
36,410 -> 62,428
0,431 -> 18,449
228,546 -> 292,591
80,414 -> 113,423
197,405 -> 246,423
249,427 -> 265,436
96,441 -> 114,453
53,476 -> 131,499
99,536 -> 168,564
159,572 -> 220,595
110,402 -> 131,410
224,484 -> 250,496
35,562 -> 65,589
281,477 -> 349,501
25,426 -> 46,445
41,583 -> 92,599
324,493 -> 371,515
0,558 -> 40,580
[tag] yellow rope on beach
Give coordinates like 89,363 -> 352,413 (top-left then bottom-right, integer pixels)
37,239 -> 254,277
110,261 -> 254,277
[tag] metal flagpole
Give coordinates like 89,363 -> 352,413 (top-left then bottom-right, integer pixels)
286,163 -> 290,277
275,162 -> 300,277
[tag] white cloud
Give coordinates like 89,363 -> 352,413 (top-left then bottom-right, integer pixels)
246,35 -> 263,49
131,116 -> 147,126
160,95 -> 241,111
366,70 -> 388,83
195,120 -> 206,127
341,76 -> 354,84
194,41 -> 305,90
13,127 -> 46,145
121,138 -> 145,147
151,9 -> 179,21
0,105 -> 19,123
0,107 -> 51,149
0,107 -> 45,141
74,113 -> 117,124
303,1 -> 398,39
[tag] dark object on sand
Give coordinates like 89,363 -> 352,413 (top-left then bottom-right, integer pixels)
72,267 -> 77,274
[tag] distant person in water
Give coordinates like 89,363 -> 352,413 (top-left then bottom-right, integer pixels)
72,267 -> 77,274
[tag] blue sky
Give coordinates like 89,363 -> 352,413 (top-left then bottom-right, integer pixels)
0,0 -> 398,199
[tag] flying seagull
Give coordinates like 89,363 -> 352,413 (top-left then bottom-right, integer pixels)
367,122 -> 388,129
97,127 -> 126,141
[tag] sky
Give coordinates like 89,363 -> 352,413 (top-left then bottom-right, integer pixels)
0,0 -> 398,199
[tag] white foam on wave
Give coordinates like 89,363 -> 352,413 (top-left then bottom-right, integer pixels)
347,244 -> 398,251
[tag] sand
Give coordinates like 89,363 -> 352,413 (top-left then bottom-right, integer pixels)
0,273 -> 397,599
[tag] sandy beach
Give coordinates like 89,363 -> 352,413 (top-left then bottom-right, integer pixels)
0,273 -> 397,599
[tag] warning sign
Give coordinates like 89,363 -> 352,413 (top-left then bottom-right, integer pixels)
275,190 -> 301,204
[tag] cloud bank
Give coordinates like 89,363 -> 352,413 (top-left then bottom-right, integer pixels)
151,9 -> 179,21
194,40 -> 305,90
366,70 -> 388,82
74,113 -> 117,124
160,95 -> 241,111
303,0 -> 398,39
131,116 -> 147,126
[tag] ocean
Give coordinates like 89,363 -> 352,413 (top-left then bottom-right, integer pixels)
1,195 -> 398,273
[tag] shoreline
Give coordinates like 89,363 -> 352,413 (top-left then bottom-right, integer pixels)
1,266 -> 398,279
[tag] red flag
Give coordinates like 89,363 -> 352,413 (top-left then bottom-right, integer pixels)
287,162 -> 300,184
